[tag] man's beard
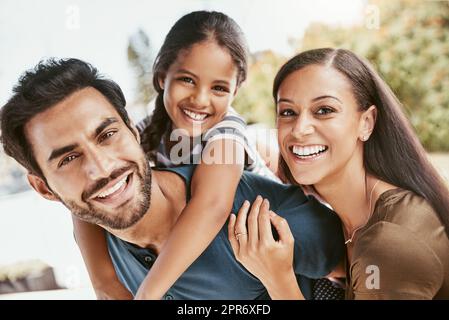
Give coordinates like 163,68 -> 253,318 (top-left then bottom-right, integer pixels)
59,158 -> 152,230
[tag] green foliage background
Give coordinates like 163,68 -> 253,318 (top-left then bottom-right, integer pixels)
232,0 -> 449,151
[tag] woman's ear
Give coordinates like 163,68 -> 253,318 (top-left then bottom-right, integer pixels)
359,105 -> 377,142
27,174 -> 59,202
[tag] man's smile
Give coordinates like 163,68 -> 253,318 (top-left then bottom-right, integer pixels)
89,170 -> 135,207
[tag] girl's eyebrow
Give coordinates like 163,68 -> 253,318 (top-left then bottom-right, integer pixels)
176,69 -> 197,78
177,69 -> 230,85
213,79 -> 230,86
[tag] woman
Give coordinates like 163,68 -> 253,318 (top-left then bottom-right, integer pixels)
228,48 -> 449,299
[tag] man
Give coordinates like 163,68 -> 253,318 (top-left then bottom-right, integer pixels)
1,58 -> 344,299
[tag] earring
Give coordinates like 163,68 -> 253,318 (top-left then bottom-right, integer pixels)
361,135 -> 368,141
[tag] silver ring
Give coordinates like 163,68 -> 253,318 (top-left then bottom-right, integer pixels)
235,232 -> 247,241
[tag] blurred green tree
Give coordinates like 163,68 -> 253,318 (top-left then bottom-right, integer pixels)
233,51 -> 285,126
127,29 -> 156,105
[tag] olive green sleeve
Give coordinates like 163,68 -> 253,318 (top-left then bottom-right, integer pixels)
350,221 -> 444,300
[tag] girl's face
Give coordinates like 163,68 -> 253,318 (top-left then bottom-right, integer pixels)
160,40 -> 239,137
276,65 -> 375,186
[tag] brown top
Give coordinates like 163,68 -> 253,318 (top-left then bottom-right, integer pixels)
345,188 -> 449,300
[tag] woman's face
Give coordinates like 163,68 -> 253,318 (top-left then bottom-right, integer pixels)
160,40 -> 239,137
276,64 -> 373,186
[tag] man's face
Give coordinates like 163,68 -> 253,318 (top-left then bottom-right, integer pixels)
25,87 -> 151,230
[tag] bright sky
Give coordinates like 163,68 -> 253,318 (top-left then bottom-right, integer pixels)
0,0 -> 366,107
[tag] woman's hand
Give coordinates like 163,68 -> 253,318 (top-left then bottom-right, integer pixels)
227,196 -> 304,299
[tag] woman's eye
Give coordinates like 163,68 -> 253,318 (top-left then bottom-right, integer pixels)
316,106 -> 334,115
99,130 -> 116,143
278,109 -> 295,117
59,154 -> 78,167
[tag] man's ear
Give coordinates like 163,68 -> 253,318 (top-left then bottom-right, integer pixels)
27,174 -> 59,202
359,105 -> 377,142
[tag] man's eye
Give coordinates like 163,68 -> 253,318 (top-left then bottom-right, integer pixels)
59,154 -> 78,167
278,109 -> 295,117
316,106 -> 335,115
99,130 -> 116,143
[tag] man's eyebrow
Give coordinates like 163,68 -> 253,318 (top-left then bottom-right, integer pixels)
48,144 -> 78,163
312,95 -> 342,103
94,117 -> 119,138
47,117 -> 119,163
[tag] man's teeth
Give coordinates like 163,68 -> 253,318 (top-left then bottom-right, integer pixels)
292,145 -> 327,157
182,109 -> 208,121
97,177 -> 127,199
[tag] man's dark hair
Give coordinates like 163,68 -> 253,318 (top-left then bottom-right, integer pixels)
0,58 -> 132,180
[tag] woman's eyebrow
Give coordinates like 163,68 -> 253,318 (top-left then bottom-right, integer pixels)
176,69 -> 197,78
277,98 -> 295,104
312,95 -> 342,103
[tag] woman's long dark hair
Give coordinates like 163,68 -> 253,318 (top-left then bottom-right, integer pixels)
140,11 -> 248,159
273,48 -> 449,238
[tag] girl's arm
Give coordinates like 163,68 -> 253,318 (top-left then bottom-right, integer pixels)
135,139 -> 244,299
72,216 -> 133,299
227,197 -> 304,300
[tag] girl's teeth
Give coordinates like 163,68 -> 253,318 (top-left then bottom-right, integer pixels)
182,109 -> 207,121
97,177 -> 127,199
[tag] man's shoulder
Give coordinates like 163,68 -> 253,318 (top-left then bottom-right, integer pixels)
236,170 -> 308,209
154,165 -> 196,185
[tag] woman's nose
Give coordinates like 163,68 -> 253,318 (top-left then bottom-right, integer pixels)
291,113 -> 315,138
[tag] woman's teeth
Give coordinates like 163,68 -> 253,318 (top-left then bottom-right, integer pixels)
182,108 -> 208,121
96,176 -> 127,199
292,145 -> 328,158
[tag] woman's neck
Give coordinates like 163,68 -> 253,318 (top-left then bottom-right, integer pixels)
314,158 -> 374,236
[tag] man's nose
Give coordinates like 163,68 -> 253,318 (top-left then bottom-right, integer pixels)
84,147 -> 115,181
291,112 -> 315,138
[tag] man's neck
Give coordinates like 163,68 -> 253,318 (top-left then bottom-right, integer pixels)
105,169 -> 187,254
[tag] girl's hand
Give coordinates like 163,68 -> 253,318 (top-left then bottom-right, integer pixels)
227,196 -> 304,299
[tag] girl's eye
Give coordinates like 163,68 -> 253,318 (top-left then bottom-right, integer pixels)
99,130 -> 116,143
212,85 -> 229,93
179,77 -> 194,84
316,106 -> 335,115
59,154 -> 78,167
278,109 -> 295,117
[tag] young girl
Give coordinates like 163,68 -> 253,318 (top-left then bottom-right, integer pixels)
73,10 -> 277,299
228,48 -> 449,299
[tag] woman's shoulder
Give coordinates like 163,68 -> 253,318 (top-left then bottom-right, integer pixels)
373,188 -> 443,237
351,216 -> 446,299
350,189 -> 449,298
